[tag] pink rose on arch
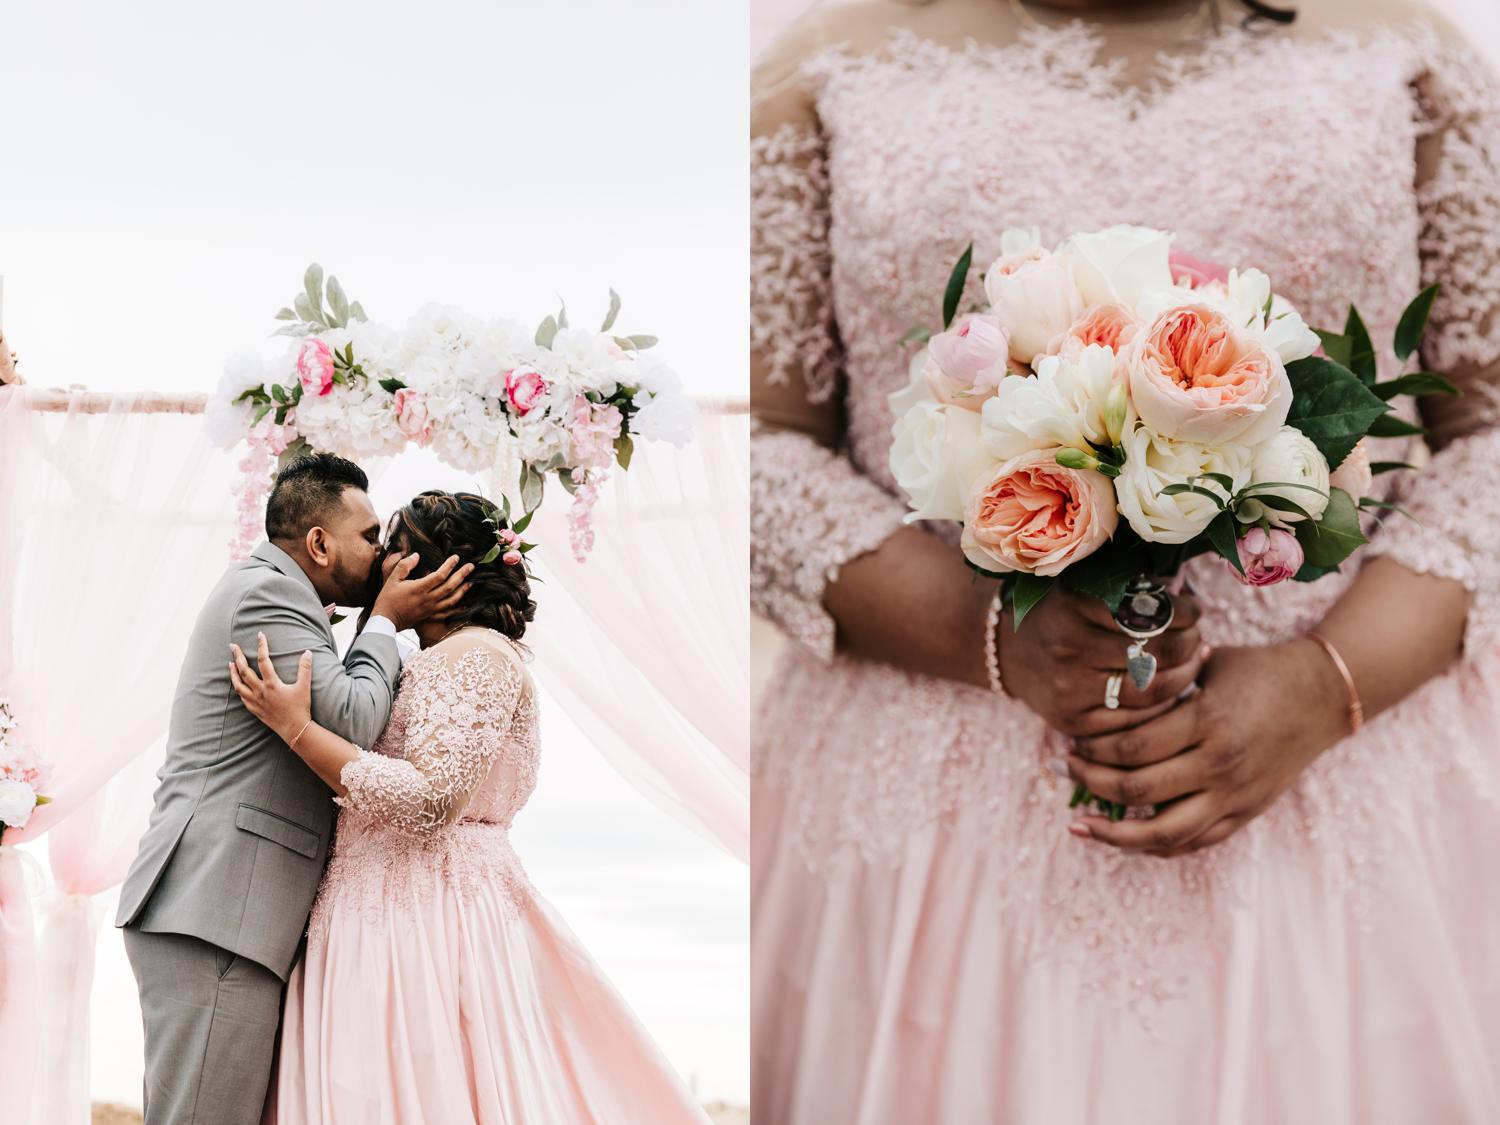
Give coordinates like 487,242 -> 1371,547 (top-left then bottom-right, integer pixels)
505,366 -> 549,416
393,388 -> 432,445
296,339 -> 336,396
925,314 -> 1010,411
1232,526 -> 1304,587
1169,249 -> 1231,290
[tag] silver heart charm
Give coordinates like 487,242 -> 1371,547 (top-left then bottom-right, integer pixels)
1126,641 -> 1157,691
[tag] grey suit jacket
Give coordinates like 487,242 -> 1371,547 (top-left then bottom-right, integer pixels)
116,541 -> 401,980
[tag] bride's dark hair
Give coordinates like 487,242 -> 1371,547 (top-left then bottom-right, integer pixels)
385,490 -> 537,640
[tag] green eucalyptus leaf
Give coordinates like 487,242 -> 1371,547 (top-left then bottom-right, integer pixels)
535,315 -> 559,349
1366,414 -> 1426,438
1009,571 -> 1054,631
303,264 -> 324,317
293,292 -> 318,324
1206,511 -> 1243,574
274,307 -> 298,321
1394,284 -> 1440,362
1371,372 -> 1460,400
1295,487 -> 1367,568
326,275 -> 349,326
600,288 -> 622,332
941,242 -> 974,331
557,468 -> 579,495
349,300 -> 368,322
1284,356 -> 1388,468
626,334 -> 657,350
557,299 -> 568,330
1343,305 -> 1376,385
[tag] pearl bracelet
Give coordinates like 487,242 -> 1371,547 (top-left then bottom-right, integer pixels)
984,589 -> 1007,697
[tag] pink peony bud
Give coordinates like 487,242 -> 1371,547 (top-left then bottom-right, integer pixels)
925,314 -> 1009,410
296,339 -> 336,396
1232,526 -> 1304,587
499,528 -> 518,545
505,366 -> 549,416
502,550 -> 523,566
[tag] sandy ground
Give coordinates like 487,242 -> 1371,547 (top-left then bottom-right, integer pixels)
93,1104 -> 750,1124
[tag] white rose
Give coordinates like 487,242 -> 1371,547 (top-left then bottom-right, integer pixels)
0,778 -> 38,829
1063,225 -> 1174,309
1115,426 -> 1254,543
983,245 -> 1085,364
889,355 -> 992,523
1224,269 -> 1321,363
980,344 -> 1122,461
1236,425 -> 1331,527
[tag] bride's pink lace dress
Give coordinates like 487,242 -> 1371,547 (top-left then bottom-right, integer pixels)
751,13 -> 1500,1124
265,631 -> 707,1125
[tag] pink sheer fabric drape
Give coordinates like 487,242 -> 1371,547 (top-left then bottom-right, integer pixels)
526,405 -> 750,858
0,387 -> 235,1124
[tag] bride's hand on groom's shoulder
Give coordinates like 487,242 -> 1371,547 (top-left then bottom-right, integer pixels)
1065,643 -> 1352,858
1000,587 -> 1207,738
370,552 -> 474,633
230,632 -> 313,742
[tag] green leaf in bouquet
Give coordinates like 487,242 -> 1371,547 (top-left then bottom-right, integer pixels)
253,402 -> 273,424
1366,414 -> 1425,438
303,264 -> 325,318
1394,284 -> 1440,362
941,242 -> 974,331
233,387 -> 265,404
275,437 -> 311,471
1359,497 -> 1417,522
349,300 -> 368,322
535,315 -> 559,349
274,405 -> 288,425
274,307 -> 298,321
1313,329 -> 1352,369
512,508 -> 535,535
272,323 -> 313,338
378,377 -> 407,394
1206,510 -> 1244,574
1252,493 -> 1318,521
614,433 -> 635,470
326,275 -> 350,326
1009,571 -> 1054,630
520,464 -> 545,513
600,288 -> 622,333
1239,479 -> 1329,499
1158,483 -> 1229,508
556,468 -> 579,495
1371,372 -> 1459,401
1294,487 -> 1367,568
1189,472 -> 1237,495
1369,460 -> 1417,475
1343,305 -> 1377,385
1293,562 -> 1340,582
557,300 -> 569,330
1284,356 -> 1387,469
900,325 -> 932,346
293,292 -> 322,326
1060,547 -> 1143,612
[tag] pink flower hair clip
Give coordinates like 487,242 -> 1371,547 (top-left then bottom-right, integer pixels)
478,495 -> 540,579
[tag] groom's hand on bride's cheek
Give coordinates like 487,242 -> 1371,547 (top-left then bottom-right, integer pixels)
1000,587 -> 1207,739
371,553 -> 474,632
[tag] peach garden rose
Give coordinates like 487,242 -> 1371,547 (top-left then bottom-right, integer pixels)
960,449 -> 1117,576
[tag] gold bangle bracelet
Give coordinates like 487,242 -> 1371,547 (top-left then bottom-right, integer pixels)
1306,631 -> 1364,734
288,719 -> 313,751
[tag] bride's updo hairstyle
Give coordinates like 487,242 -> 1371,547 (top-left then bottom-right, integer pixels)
385,490 -> 537,640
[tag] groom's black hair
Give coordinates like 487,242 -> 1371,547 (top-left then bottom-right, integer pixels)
265,453 -> 370,542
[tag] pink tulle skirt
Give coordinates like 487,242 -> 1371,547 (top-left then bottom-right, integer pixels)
752,645 -> 1500,1124
267,820 -> 707,1125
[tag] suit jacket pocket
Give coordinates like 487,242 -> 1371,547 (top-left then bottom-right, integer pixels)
234,804 -> 321,859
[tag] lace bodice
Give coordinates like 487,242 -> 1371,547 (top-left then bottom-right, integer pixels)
337,631 -> 539,834
751,7 -> 1500,658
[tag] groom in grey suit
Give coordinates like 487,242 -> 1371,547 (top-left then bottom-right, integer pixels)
117,453 -> 469,1125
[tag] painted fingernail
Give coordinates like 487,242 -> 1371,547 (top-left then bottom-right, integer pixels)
1199,644 -> 1212,661
1067,822 -> 1092,839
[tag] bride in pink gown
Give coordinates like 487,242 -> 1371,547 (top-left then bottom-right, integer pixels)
231,490 -> 708,1125
752,0 -> 1500,1121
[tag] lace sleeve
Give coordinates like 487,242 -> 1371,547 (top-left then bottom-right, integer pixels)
751,123 -> 841,403
335,640 -> 527,836
1366,36 -> 1500,654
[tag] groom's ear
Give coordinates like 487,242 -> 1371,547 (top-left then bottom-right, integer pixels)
305,526 -> 332,568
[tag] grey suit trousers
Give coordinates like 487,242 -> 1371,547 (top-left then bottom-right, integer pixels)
123,927 -> 285,1125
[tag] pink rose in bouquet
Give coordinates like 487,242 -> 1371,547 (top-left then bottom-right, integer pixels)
1329,439 -> 1373,503
394,388 -> 432,445
983,245 -> 1085,364
1168,248 -> 1231,289
925,314 -> 1010,411
505,366 -> 549,416
960,450 -> 1118,577
296,339 -> 336,396
1232,526 -> 1304,587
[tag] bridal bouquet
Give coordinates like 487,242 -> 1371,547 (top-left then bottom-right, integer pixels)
207,266 -> 698,562
0,697 -> 51,834
889,226 -> 1448,814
